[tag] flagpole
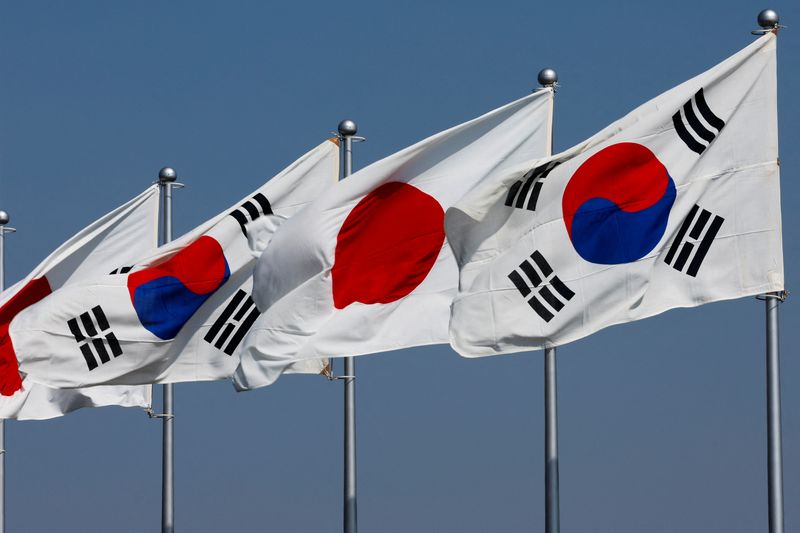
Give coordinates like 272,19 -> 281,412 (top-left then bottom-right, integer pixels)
748,10 -> 787,533
752,11 -> 786,533
158,167 -> 177,533
337,119 -> 359,533
537,68 -> 560,533
765,290 -> 784,533
0,209 -> 14,533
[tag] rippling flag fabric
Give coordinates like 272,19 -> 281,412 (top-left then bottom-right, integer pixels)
446,33 -> 783,357
8,139 -> 338,389
233,89 -> 553,390
0,186 -> 158,419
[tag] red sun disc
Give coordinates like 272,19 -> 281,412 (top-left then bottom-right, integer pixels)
0,276 -> 52,396
332,182 -> 445,309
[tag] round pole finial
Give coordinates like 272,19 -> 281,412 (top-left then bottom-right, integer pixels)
158,167 -> 177,183
757,8 -> 779,28
537,68 -> 558,87
0,210 -> 8,225
338,119 -> 358,136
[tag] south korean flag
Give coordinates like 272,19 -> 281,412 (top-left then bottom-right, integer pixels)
0,185 -> 159,419
447,32 -> 783,357
10,139 -> 340,389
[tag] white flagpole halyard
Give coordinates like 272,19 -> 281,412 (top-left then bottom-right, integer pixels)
337,119 -> 359,533
537,68 -> 560,533
754,11 -> 785,533
0,209 -> 14,533
158,167 -> 178,533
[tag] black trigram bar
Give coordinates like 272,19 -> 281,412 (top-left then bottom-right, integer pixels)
229,193 -> 272,237
672,88 -> 725,155
504,161 -> 561,211
203,289 -> 261,355
664,204 -> 725,277
507,250 -> 575,322
67,305 -> 123,371
109,266 -> 133,275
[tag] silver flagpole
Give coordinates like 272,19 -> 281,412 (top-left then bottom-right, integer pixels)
750,9 -> 785,533
754,10 -> 785,533
765,289 -> 784,533
158,167 -> 177,533
337,119 -> 359,533
0,209 -> 14,533
537,68 -> 560,533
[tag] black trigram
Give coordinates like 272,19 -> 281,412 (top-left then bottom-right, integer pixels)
67,306 -> 123,371
504,161 -> 561,211
203,289 -> 260,355
508,251 -> 575,322
229,193 -> 272,237
664,204 -> 725,277
109,266 -> 133,275
671,88 -> 725,155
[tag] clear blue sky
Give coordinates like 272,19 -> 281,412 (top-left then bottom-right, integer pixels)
1,1 -> 798,532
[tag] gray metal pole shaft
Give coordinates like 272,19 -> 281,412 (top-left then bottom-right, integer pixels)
0,220 -> 6,533
544,347 -> 559,533
752,11 -> 785,533
340,124 -> 358,533
537,72 -> 559,533
766,293 -> 784,533
159,175 -> 175,533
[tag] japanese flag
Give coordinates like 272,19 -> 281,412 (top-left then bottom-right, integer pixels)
0,186 -> 158,419
234,90 -> 553,389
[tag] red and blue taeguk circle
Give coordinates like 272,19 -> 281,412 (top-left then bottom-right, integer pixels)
128,236 -> 230,340
562,142 -> 676,265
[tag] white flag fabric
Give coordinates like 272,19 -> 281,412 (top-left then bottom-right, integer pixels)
446,34 -> 782,357
233,90 -> 553,389
9,139 -> 338,389
0,186 -> 158,419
